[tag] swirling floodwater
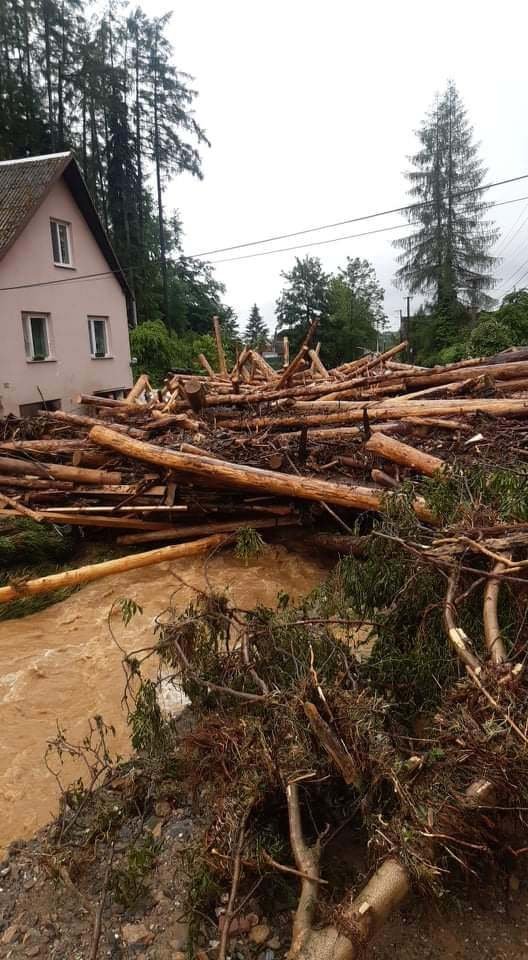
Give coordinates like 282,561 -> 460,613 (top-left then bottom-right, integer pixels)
0,544 -> 329,855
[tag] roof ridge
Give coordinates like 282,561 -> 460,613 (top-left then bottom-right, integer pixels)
0,151 -> 72,167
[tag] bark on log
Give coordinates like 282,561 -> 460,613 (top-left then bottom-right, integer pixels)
276,319 -> 319,388
0,492 -> 41,521
181,378 -> 207,413
213,316 -> 228,376
304,702 -> 362,788
250,350 -> 276,381
23,512 -> 176,530
116,515 -> 298,546
308,349 -> 329,378
0,534 -> 229,604
483,558 -> 509,664
198,353 -> 216,377
125,373 -> 149,404
42,409 -> 143,438
218,397 -> 528,430
72,450 -> 112,467
366,432 -> 445,477
180,442 -> 226,460
0,475 -> 73,491
0,440 -> 89,454
143,414 -> 201,434
89,425 -> 434,522
0,456 -> 122,485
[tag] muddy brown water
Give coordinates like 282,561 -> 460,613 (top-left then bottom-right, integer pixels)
0,544 -> 328,856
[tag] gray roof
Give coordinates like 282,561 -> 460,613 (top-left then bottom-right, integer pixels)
0,152 -> 71,259
0,152 -> 131,300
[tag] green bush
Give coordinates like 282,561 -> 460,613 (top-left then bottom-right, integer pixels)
466,317 -> 513,358
129,321 -> 232,386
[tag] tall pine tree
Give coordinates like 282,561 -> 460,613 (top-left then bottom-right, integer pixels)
395,81 -> 498,313
244,304 -> 267,349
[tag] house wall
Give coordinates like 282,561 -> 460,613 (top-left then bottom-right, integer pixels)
0,177 -> 132,416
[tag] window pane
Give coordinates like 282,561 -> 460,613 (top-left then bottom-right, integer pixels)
50,222 -> 60,262
93,320 -> 107,355
30,316 -> 48,358
58,223 -> 70,263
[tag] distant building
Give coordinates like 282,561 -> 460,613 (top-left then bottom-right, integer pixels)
0,151 -> 133,416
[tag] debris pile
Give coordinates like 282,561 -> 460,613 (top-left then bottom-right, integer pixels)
0,322 -> 527,568
1,323 -> 528,956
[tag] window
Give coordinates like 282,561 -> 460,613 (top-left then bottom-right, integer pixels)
50,219 -> 72,265
19,399 -> 62,417
88,316 -> 110,358
22,313 -> 52,361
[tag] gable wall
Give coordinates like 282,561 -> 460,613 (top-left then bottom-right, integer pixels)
0,177 -> 132,415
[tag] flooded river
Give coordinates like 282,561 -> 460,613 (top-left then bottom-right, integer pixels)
0,544 -> 328,855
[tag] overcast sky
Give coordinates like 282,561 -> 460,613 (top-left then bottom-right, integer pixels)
145,0 -> 528,334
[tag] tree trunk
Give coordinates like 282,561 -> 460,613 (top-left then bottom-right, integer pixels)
218,397 -> 528,431
116,515 -> 298,546
0,456 -> 121,485
181,378 -> 207,413
212,316 -> 228,376
0,534 -> 229,605
89,425 -> 433,521
366,432 -> 445,477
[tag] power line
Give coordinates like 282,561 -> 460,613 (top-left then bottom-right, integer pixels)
2,188 -> 528,293
208,192 -> 528,265
494,200 -> 528,256
190,173 -> 528,258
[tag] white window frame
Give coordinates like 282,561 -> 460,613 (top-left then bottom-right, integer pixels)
88,316 -> 112,359
22,312 -> 54,362
50,218 -> 73,267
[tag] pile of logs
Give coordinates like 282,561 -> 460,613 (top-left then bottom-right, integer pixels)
1,318 -> 528,595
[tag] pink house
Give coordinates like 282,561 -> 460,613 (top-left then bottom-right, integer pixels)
0,151 -> 133,417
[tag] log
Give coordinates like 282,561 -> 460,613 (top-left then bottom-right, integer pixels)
0,475 -> 73,491
0,491 -> 41,521
116,515 -> 298,546
218,397 -> 528,431
198,353 -> 216,377
43,409 -> 140,436
0,456 -> 122,485
19,511 -> 176,530
143,414 -> 201,434
275,319 -> 319,388
0,439 -> 88,455
371,468 -> 399,489
283,336 -> 289,368
366,432 -> 445,477
72,450 -> 111,467
125,373 -> 149,404
309,349 -> 329,379
181,378 -> 207,413
249,350 -> 276,381
303,702 -> 362,788
180,442 -> 226,460
89,425 -> 434,522
0,534 -> 229,605
212,316 -> 228,376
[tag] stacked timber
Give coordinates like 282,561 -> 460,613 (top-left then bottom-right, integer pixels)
1,317 -> 528,571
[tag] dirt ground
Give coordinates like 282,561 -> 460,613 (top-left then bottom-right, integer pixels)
1,801 -> 528,960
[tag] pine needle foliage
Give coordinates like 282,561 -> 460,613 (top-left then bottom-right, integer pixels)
395,81 -> 498,312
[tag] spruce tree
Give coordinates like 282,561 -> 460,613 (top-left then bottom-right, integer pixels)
395,81 -> 498,312
244,304 -> 268,349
